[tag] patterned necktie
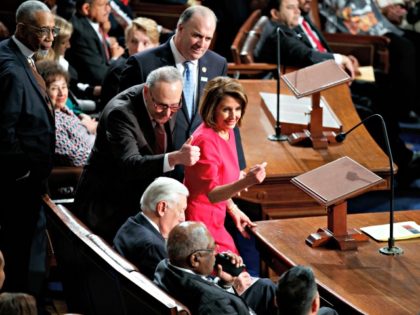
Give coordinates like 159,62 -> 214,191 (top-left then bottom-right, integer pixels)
183,61 -> 195,120
28,57 -> 54,115
301,19 -> 327,53
154,122 -> 166,154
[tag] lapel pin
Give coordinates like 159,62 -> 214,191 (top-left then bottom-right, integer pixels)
202,67 -> 207,73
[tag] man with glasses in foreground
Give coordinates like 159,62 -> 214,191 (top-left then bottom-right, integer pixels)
0,0 -> 55,294
154,221 -> 278,315
74,66 -> 200,242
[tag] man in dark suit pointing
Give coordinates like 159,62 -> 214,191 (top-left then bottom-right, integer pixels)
120,5 -> 246,177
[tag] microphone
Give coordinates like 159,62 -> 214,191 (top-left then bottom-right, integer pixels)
268,27 -> 288,141
337,114 -> 403,255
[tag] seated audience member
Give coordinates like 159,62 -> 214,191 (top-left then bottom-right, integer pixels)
101,17 -> 160,106
254,0 -> 355,77
52,15 -> 101,104
37,60 -> 96,167
113,177 -> 188,279
184,77 -> 267,255
277,266 -> 338,315
320,0 -> 419,121
0,293 -> 37,315
66,0 -> 123,88
154,221 -> 277,315
74,66 -> 200,242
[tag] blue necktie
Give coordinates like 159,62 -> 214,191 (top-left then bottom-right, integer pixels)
183,61 -> 195,120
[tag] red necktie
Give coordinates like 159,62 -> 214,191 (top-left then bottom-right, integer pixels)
100,28 -> 110,61
154,122 -> 166,154
301,19 -> 327,53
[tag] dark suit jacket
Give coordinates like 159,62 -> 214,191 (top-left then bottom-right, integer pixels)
100,52 -> 128,108
113,213 -> 166,280
0,38 -> 55,183
67,13 -> 109,86
295,14 -> 332,53
154,259 -> 252,315
0,38 -> 55,292
254,19 -> 334,67
74,84 -> 175,242
119,40 -> 246,172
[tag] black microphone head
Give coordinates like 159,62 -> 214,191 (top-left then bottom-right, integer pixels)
335,133 -> 346,143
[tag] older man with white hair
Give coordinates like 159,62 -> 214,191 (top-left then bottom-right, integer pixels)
113,177 -> 188,279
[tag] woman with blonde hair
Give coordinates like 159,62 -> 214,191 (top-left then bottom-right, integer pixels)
101,16 -> 160,105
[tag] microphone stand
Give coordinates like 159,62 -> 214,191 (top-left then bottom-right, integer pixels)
336,114 -> 403,256
268,27 -> 288,141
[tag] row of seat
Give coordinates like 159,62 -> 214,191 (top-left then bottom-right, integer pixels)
43,195 -> 191,315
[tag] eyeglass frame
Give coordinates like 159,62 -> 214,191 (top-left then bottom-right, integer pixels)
21,23 -> 60,38
149,90 -> 182,112
188,244 -> 219,257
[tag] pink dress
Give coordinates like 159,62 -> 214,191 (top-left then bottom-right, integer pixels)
184,124 -> 239,253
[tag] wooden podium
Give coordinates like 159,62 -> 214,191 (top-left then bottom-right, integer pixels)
282,60 -> 351,149
291,157 -> 385,250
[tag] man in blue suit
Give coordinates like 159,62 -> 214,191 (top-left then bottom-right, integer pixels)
0,0 -> 55,293
120,5 -> 246,178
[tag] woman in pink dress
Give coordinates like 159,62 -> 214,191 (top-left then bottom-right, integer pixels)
184,77 -> 267,254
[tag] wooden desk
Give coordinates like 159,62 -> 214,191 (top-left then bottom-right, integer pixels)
238,80 -> 391,219
252,210 -> 420,315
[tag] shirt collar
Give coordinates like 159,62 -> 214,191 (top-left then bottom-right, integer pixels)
87,19 -> 102,40
169,262 -> 197,275
12,35 -> 35,59
141,212 -> 161,233
169,36 -> 198,68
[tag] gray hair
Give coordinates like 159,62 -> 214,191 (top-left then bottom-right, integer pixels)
16,0 -> 51,24
167,222 -> 210,266
140,177 -> 189,213
145,66 -> 182,90
177,5 -> 217,28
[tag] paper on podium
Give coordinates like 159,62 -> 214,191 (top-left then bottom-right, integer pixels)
361,221 -> 420,242
291,156 -> 384,207
282,60 -> 351,98
260,92 -> 342,134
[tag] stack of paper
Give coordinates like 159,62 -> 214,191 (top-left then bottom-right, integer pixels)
360,221 -> 420,242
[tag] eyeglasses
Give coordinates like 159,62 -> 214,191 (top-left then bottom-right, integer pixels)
150,92 -> 182,112
23,24 -> 60,38
188,244 -> 218,257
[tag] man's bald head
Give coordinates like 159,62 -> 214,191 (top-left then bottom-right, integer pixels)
167,222 -> 212,268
